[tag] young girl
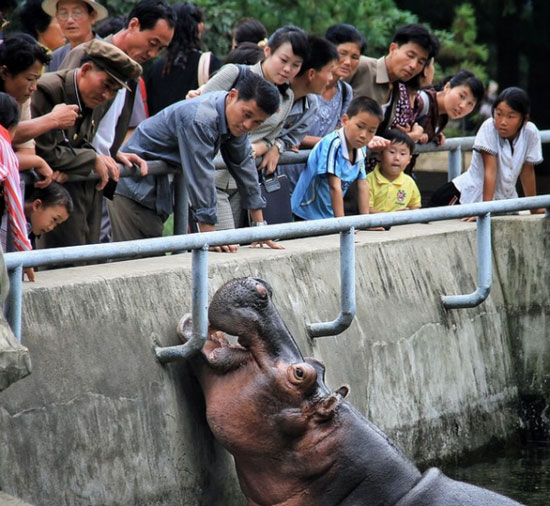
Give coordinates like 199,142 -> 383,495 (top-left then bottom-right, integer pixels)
187,25 -> 308,229
428,87 -> 543,215
23,182 -> 73,243
416,70 -> 485,145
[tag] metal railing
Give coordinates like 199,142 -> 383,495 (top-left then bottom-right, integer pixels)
4,196 -> 550,359
4,134 -> 550,357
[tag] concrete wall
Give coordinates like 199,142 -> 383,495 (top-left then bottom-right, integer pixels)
0,216 -> 548,505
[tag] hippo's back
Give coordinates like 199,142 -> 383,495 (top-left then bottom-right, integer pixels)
394,467 -> 525,506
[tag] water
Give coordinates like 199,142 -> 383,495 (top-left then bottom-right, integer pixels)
442,442 -> 550,505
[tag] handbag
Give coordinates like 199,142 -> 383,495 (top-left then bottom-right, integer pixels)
258,169 -> 292,225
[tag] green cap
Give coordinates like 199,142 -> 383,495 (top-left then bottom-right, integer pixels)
83,39 -> 142,91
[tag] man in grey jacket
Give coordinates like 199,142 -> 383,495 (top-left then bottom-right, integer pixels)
108,70 -> 282,252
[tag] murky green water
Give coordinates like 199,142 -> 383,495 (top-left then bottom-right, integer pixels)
442,443 -> 550,505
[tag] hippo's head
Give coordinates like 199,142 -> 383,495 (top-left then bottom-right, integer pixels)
178,278 -> 349,443
205,277 -> 304,368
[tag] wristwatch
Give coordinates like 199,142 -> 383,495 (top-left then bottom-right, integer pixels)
274,139 -> 286,154
250,220 -> 267,226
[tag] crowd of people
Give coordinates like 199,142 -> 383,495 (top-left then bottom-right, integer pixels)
0,0 -> 544,278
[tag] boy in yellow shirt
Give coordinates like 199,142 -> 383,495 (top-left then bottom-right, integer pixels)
367,129 -> 421,212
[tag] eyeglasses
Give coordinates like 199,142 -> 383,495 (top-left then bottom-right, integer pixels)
56,8 -> 88,21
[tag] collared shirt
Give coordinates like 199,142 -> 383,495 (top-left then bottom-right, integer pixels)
367,166 -> 421,212
291,128 -> 367,220
453,118 -> 543,203
347,56 -> 392,105
115,91 -> 265,224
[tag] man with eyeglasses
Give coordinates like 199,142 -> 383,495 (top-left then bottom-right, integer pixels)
31,39 -> 144,250
43,0 -> 107,72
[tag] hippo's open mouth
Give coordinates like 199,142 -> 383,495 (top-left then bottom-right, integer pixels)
203,329 -> 248,358
177,314 -> 251,370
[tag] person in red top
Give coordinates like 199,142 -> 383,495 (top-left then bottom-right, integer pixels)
0,92 -> 34,280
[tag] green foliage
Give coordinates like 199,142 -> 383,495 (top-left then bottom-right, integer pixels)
101,0 -> 137,17
100,0 -> 488,88
433,3 -> 488,83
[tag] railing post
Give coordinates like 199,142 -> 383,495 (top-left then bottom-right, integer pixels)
5,264 -> 23,342
442,213 -> 492,309
155,246 -> 208,363
173,172 -> 188,236
307,227 -> 356,338
448,146 -> 463,181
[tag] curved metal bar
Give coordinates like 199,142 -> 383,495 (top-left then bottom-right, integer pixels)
5,264 -> 23,342
442,213 -> 492,309
307,228 -> 356,338
155,246 -> 208,363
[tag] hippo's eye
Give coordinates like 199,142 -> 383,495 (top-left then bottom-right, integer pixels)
294,367 -> 304,379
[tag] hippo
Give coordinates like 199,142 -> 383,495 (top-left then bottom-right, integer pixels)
178,277 -> 524,506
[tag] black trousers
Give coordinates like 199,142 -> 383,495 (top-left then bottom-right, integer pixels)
427,181 -> 461,208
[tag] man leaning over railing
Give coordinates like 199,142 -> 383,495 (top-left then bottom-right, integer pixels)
107,70 -> 284,252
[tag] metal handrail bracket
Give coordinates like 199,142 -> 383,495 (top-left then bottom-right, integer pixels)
307,227 -> 356,338
442,213 -> 492,309
155,246 -> 209,363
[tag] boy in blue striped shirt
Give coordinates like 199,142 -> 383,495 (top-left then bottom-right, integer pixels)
291,96 -> 385,220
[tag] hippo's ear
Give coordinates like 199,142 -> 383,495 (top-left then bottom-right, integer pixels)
315,394 -> 340,422
335,384 -> 350,398
314,385 -> 349,422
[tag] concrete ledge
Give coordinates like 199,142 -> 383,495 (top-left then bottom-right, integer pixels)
0,216 -> 548,505
0,492 -> 34,506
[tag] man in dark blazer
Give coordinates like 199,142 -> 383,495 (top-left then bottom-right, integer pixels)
32,38 -> 142,249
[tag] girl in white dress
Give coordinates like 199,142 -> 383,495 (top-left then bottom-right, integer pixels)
428,87 -> 543,219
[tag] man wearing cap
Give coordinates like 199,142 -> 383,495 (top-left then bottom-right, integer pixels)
43,0 -> 107,72
31,38 -> 144,249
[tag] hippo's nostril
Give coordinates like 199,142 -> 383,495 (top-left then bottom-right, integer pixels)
256,283 -> 268,298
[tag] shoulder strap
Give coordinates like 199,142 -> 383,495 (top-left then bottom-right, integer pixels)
416,90 -> 432,119
197,51 -> 212,87
340,80 -> 348,105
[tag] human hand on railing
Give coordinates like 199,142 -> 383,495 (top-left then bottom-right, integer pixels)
434,132 -> 446,146
198,222 -> 239,253
52,170 -> 68,184
117,151 -> 148,176
258,145 -> 280,175
250,240 -> 285,249
99,155 -> 121,182
23,267 -> 35,282
367,136 -> 390,151
33,158 -> 54,188
418,133 -> 429,144
50,103 -> 79,129
461,216 -> 477,222
93,156 -> 109,190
